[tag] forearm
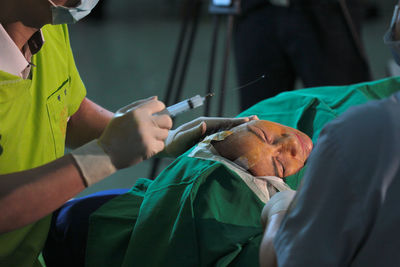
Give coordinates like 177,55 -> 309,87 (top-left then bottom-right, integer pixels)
0,154 -> 85,233
66,97 -> 114,148
259,212 -> 286,267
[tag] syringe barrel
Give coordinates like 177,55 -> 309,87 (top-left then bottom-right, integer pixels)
119,95 -> 207,119
166,100 -> 192,117
157,95 -> 204,118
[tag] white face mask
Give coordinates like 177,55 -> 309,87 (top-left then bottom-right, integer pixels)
48,0 -> 100,25
384,5 -> 400,65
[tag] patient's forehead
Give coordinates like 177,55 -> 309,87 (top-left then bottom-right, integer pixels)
230,120 -> 294,132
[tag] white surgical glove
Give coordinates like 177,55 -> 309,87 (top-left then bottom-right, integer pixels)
71,96 -> 173,186
261,190 -> 296,227
162,115 -> 258,157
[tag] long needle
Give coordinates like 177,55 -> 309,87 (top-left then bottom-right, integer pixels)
209,74 -> 266,95
230,74 -> 266,91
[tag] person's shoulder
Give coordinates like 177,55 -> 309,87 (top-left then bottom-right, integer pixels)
41,24 -> 70,43
325,93 -> 400,136
317,93 -> 400,167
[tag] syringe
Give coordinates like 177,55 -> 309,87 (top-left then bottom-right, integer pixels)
157,93 -> 214,118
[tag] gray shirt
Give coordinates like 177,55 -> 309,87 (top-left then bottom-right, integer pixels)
274,91 -> 400,266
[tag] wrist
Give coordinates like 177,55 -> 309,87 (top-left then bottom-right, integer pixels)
70,140 -> 117,187
261,190 -> 296,226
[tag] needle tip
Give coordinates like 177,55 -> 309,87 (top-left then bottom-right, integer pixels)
205,93 -> 214,98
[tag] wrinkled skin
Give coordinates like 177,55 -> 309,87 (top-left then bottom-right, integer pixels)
212,120 -> 313,177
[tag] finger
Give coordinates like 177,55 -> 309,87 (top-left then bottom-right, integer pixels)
154,128 -> 169,141
248,115 -> 259,121
152,114 -> 173,130
144,140 -> 165,160
173,117 -> 202,132
117,96 -> 157,114
177,122 -> 206,144
153,140 -> 166,155
139,99 -> 166,115
204,117 -> 250,132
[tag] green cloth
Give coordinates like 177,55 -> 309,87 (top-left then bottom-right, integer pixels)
0,24 -> 86,266
87,157 -> 265,267
86,77 -> 400,267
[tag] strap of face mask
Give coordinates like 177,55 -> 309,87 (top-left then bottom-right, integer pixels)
393,4 -> 400,40
48,0 -> 57,7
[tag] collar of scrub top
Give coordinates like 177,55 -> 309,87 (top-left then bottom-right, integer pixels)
0,24 -> 44,79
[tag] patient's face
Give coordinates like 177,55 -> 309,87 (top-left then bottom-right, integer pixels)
212,120 -> 313,177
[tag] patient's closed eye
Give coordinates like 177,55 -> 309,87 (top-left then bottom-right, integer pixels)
248,125 -> 269,143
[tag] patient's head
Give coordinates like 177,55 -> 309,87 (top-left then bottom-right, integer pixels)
212,120 -> 313,177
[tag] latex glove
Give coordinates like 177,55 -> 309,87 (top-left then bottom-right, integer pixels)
98,96 -> 173,169
71,96 -> 172,186
261,190 -> 296,227
162,115 -> 258,157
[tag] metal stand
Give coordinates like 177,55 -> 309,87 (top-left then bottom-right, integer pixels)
148,0 -> 241,179
338,0 -> 372,80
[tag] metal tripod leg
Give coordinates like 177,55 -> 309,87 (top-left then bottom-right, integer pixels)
207,0 -> 241,116
165,0 -> 203,106
205,15 -> 221,116
149,0 -> 238,178
338,0 -> 372,80
217,14 -> 235,116
149,0 -> 203,179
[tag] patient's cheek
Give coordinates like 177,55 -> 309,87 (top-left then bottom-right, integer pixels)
240,152 -> 272,176
248,163 -> 273,177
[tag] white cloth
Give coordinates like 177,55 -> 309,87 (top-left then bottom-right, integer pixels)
189,131 -> 291,203
0,24 -> 43,79
274,92 -> 400,266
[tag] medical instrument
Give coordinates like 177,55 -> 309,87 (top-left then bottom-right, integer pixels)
230,74 -> 266,91
158,93 -> 214,118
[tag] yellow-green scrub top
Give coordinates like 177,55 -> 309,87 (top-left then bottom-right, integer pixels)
0,24 -> 86,266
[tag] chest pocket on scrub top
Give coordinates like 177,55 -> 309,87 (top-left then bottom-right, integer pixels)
46,78 -> 70,158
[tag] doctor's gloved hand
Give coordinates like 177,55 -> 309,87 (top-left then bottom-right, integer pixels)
162,115 -> 258,158
71,96 -> 172,187
98,96 -> 173,169
261,190 -> 296,228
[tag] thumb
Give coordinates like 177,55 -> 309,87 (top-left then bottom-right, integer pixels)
177,121 -> 206,143
166,122 -> 206,157
116,96 -> 157,115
